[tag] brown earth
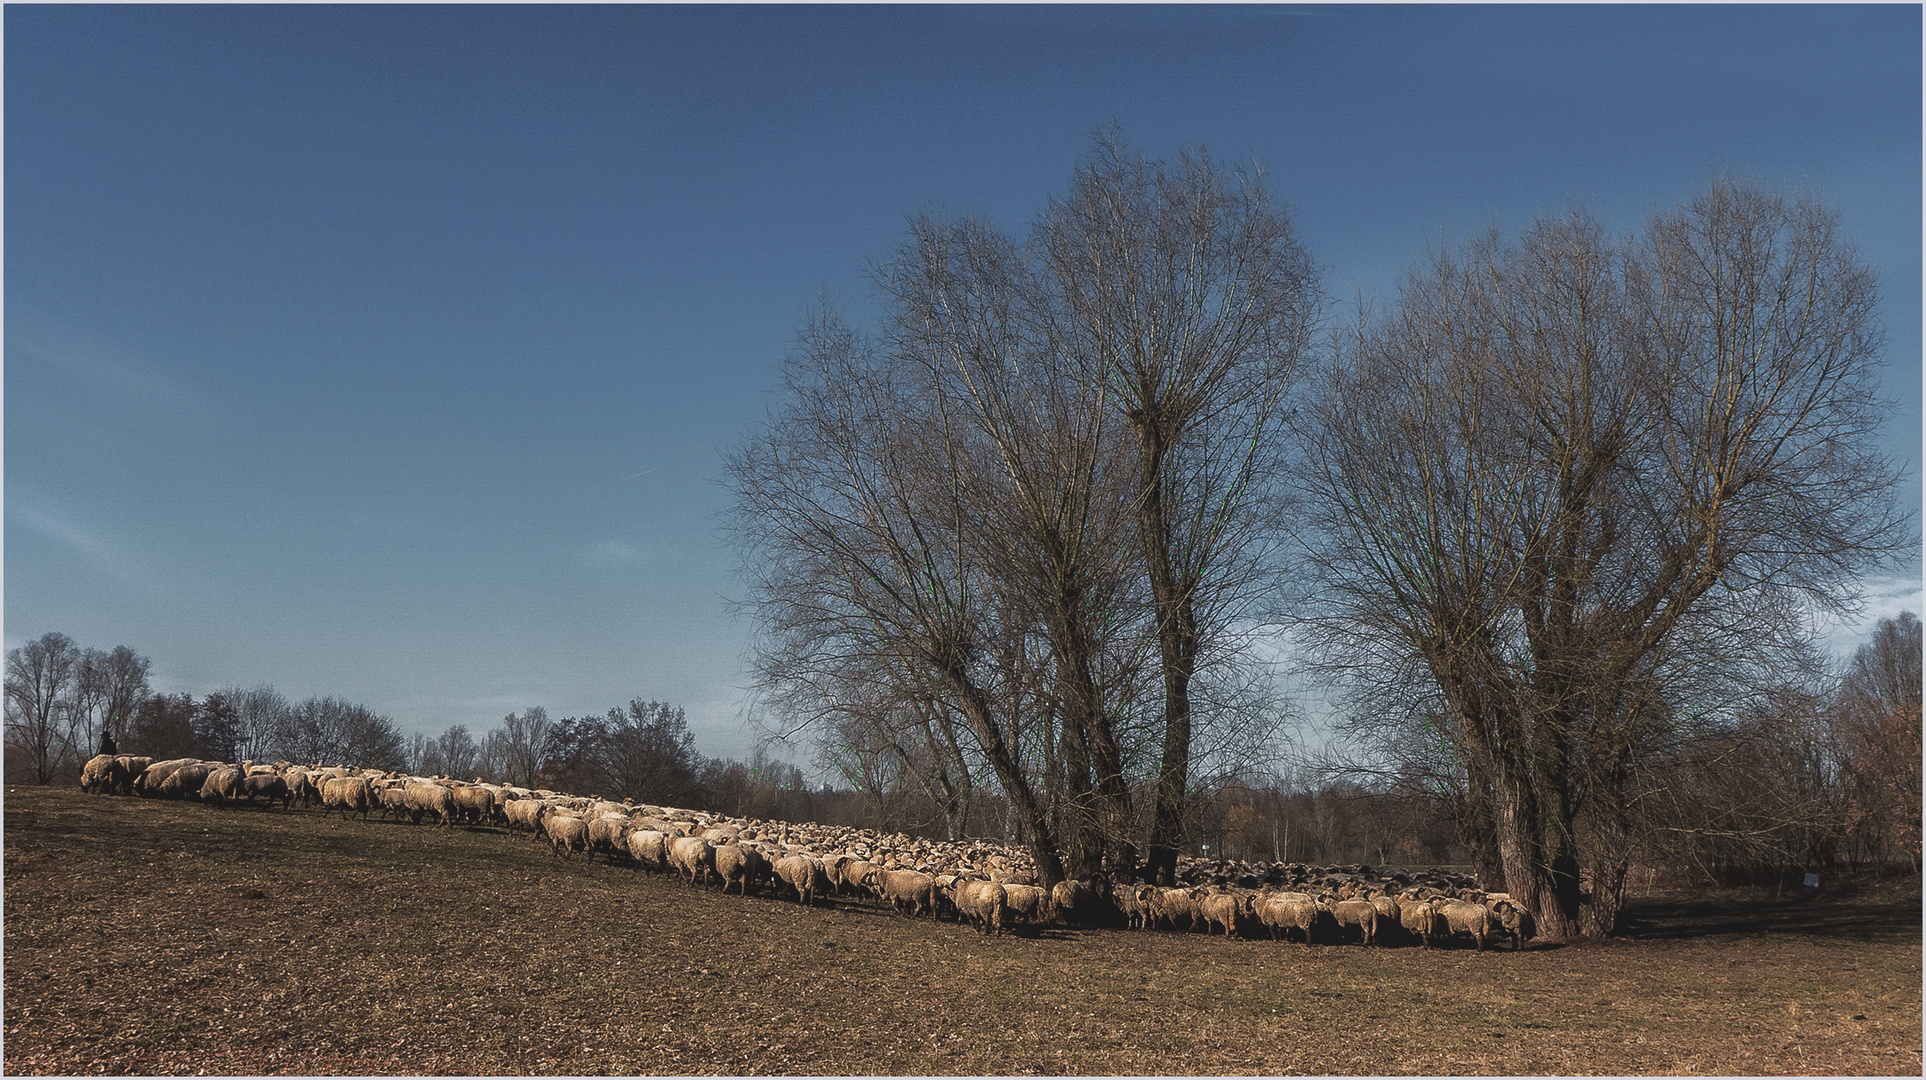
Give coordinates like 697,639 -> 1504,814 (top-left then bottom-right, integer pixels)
4,785 -> 1920,1076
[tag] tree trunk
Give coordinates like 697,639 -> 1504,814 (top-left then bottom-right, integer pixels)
941,658 -> 1066,889
1134,413 -> 1199,887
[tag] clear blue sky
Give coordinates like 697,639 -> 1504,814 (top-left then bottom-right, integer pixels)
8,5 -> 1920,763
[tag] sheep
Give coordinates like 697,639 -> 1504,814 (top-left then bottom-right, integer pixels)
544,813 -> 590,858
1369,893 -> 1401,929
838,858 -> 883,905
1328,898 -> 1380,945
1150,887 -> 1204,932
586,815 -> 634,864
949,878 -> 1011,936
1436,899 -> 1495,951
199,766 -> 247,807
1001,883 -> 1050,927
375,784 -> 412,821
1117,884 -> 1158,930
79,754 -> 128,795
241,772 -> 291,810
159,761 -> 218,800
113,756 -> 153,793
283,767 -> 319,807
319,776 -> 375,820
822,854 -> 863,898
772,853 -> 830,906
1199,890 -> 1255,938
714,841 -> 771,896
132,758 -> 195,796
1050,878 -> 1102,927
626,829 -> 670,873
1489,898 -> 1532,950
669,836 -> 720,888
503,797 -> 548,836
403,781 -> 457,829
449,784 -> 501,827
1255,895 -> 1324,944
1397,897 -> 1444,949
873,868 -> 937,917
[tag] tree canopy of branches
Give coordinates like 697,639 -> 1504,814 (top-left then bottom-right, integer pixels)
730,131 -> 1318,886
1295,180 -> 1909,937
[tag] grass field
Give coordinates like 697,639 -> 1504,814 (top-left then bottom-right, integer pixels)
4,785 -> 1919,1076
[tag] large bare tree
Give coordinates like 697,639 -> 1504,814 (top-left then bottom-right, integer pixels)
731,303 -> 1074,884
731,133 -> 1318,885
1032,133 -> 1320,882
1296,181 -> 1909,938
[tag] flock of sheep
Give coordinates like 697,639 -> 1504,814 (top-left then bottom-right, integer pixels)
79,751 -> 1531,950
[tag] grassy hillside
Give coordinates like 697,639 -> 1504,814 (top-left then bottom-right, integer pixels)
4,785 -> 1919,1076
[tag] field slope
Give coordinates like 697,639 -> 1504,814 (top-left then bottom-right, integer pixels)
4,786 -> 1920,1076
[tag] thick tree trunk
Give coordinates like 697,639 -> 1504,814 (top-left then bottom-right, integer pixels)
1134,414 -> 1200,887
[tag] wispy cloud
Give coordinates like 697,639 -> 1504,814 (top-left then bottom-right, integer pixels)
1813,573 -> 1925,658
9,500 -> 162,591
590,539 -> 647,563
10,330 -> 223,415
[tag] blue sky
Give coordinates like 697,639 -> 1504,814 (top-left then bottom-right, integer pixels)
7,5 -> 1920,763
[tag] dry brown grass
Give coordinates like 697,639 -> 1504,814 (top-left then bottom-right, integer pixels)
4,785 -> 1919,1076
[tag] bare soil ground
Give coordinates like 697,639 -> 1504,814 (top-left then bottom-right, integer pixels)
4,785 -> 1919,1076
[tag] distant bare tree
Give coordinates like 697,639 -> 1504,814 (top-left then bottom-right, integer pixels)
475,729 -> 510,784
88,646 -> 151,749
127,692 -> 200,761
403,731 -> 435,775
1833,611 -> 1923,870
436,724 -> 479,780
494,707 -> 551,789
5,632 -> 83,783
276,696 -> 406,771
1296,181 -> 1909,937
224,684 -> 288,764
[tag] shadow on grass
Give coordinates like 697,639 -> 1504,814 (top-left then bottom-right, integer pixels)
1618,885 -> 1922,943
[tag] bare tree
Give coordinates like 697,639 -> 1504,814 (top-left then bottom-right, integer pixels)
91,646 -> 151,747
128,692 -> 200,760
436,724 -> 479,780
1031,131 -> 1319,881
868,211 -> 1151,871
225,684 -> 287,764
474,729 -> 510,784
1833,611 -> 1923,870
494,707 -> 552,789
5,632 -> 83,783
1295,181 -> 1909,937
404,731 -> 436,775
276,696 -> 406,771
731,133 -> 1317,886
592,700 -> 703,805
